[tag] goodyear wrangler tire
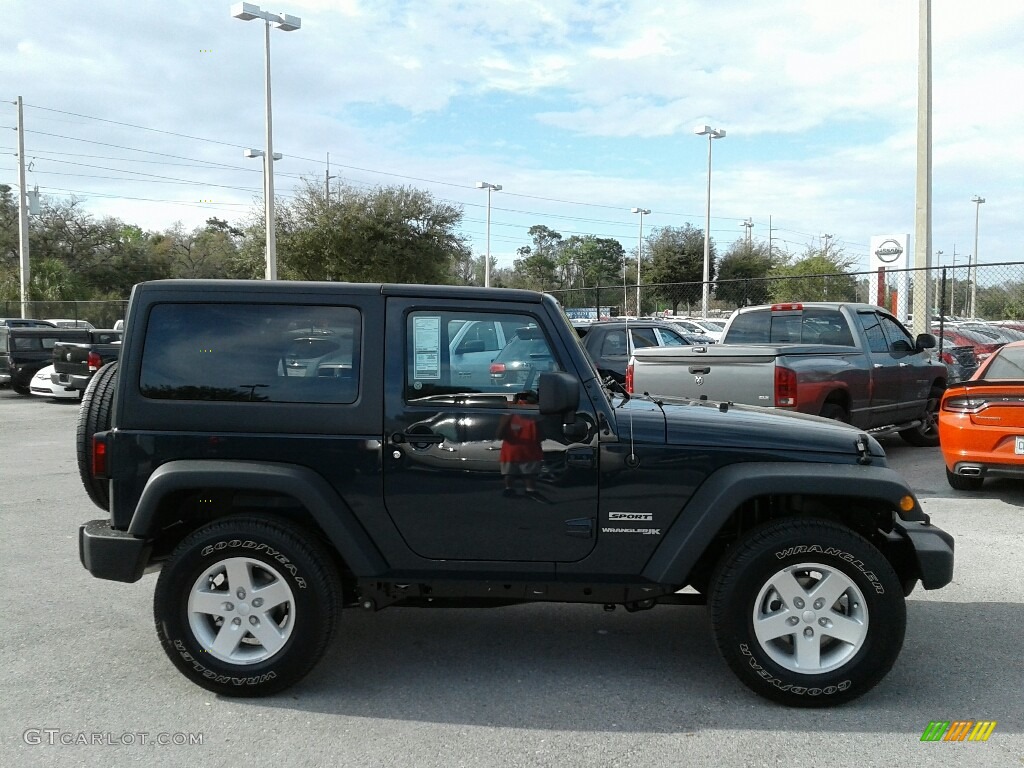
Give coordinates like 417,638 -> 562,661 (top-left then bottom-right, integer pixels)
76,361 -> 118,510
154,516 -> 339,697
709,519 -> 905,707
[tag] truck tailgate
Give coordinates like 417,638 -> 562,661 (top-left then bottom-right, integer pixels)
630,346 -> 779,404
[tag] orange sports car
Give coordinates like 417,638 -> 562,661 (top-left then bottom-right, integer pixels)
939,340 -> 1024,490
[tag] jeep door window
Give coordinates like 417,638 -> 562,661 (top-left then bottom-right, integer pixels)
406,311 -> 561,403
140,303 -> 361,404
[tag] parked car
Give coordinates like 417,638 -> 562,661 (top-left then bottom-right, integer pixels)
29,364 -> 79,400
579,320 -> 715,383
0,318 -> 57,328
661,316 -> 724,341
76,279 -> 954,707
933,326 -> 1003,362
0,326 -> 92,393
934,334 -> 979,384
940,340 -> 1024,490
488,325 -> 558,390
45,318 -> 95,329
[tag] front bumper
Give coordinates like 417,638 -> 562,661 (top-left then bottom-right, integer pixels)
893,520 -> 955,590
79,519 -> 153,583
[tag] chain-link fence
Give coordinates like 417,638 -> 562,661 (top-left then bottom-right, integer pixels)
548,261 -> 1024,322
1,300 -> 128,328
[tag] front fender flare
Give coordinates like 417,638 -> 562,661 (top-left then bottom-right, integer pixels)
127,460 -> 388,577
641,461 -> 924,585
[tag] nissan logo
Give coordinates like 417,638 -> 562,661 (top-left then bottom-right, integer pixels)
874,239 -> 904,264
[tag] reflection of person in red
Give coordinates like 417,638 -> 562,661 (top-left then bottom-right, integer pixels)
498,393 -> 544,497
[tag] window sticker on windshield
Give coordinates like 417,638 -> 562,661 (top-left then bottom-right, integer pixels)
413,316 -> 441,380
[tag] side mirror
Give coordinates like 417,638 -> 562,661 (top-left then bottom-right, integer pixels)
915,333 -> 937,351
539,371 -> 579,417
457,339 -> 486,354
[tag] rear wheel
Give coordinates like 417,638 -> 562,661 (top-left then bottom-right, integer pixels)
946,467 -> 983,491
709,518 -> 905,707
154,516 -> 339,697
899,386 -> 943,447
76,361 -> 118,510
12,381 -> 30,395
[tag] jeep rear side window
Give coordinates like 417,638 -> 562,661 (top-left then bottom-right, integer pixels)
140,303 -> 360,404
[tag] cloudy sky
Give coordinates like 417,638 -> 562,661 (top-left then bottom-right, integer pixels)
4,0 -> 1021,272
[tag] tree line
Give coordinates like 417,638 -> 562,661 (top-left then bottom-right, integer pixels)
3,179 -> 1016,319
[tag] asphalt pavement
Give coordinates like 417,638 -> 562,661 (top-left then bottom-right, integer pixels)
1,390 -> 1021,768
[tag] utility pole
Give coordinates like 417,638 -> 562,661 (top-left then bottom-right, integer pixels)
970,195 -> 985,319
950,244 -> 957,316
742,217 -> 753,247
768,215 -> 773,261
16,96 -> 30,319
912,0 -> 933,337
822,233 -> 834,259
325,152 -> 336,203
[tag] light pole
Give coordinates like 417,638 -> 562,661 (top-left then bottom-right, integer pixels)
822,233 -> 834,259
970,195 -> 984,318
476,181 -> 502,287
935,249 -> 943,315
631,207 -> 650,316
695,125 -> 725,318
232,2 -> 301,281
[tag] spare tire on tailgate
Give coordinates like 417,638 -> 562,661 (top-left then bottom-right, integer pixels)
77,361 -> 118,510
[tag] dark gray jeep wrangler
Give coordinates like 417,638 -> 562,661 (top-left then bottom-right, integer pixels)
78,280 -> 954,706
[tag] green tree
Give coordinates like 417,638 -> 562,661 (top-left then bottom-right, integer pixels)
769,246 -> 858,303
267,180 -> 471,284
510,225 -> 563,291
644,224 -> 713,314
716,240 -> 778,308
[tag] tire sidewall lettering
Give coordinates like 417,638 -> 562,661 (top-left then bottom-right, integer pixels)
772,544 -> 885,595
738,643 -> 852,696
199,539 -> 307,588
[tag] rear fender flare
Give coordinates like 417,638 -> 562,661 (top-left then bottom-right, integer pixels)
127,460 -> 387,577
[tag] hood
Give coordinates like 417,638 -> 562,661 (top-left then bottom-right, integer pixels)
614,396 -> 885,460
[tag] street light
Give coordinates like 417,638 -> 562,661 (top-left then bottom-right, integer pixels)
232,2 -> 301,281
631,207 -> 650,315
695,124 -> 726,318
970,195 -> 985,318
475,181 -> 502,287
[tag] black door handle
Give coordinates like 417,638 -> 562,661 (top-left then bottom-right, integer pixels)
392,431 -> 444,445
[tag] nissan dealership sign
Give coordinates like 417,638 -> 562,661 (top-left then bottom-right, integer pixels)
873,239 -> 904,264
869,234 -> 910,320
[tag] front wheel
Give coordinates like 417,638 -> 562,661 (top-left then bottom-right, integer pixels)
899,386 -> 943,447
709,519 -> 905,707
154,516 -> 339,697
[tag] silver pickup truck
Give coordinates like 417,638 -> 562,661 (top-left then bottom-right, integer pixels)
626,302 -> 947,446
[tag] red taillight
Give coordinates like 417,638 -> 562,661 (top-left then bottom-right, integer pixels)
489,362 -> 506,377
87,351 -> 102,371
92,434 -> 108,478
940,352 -> 954,365
625,361 -> 634,394
771,303 -> 803,312
775,366 -> 797,407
